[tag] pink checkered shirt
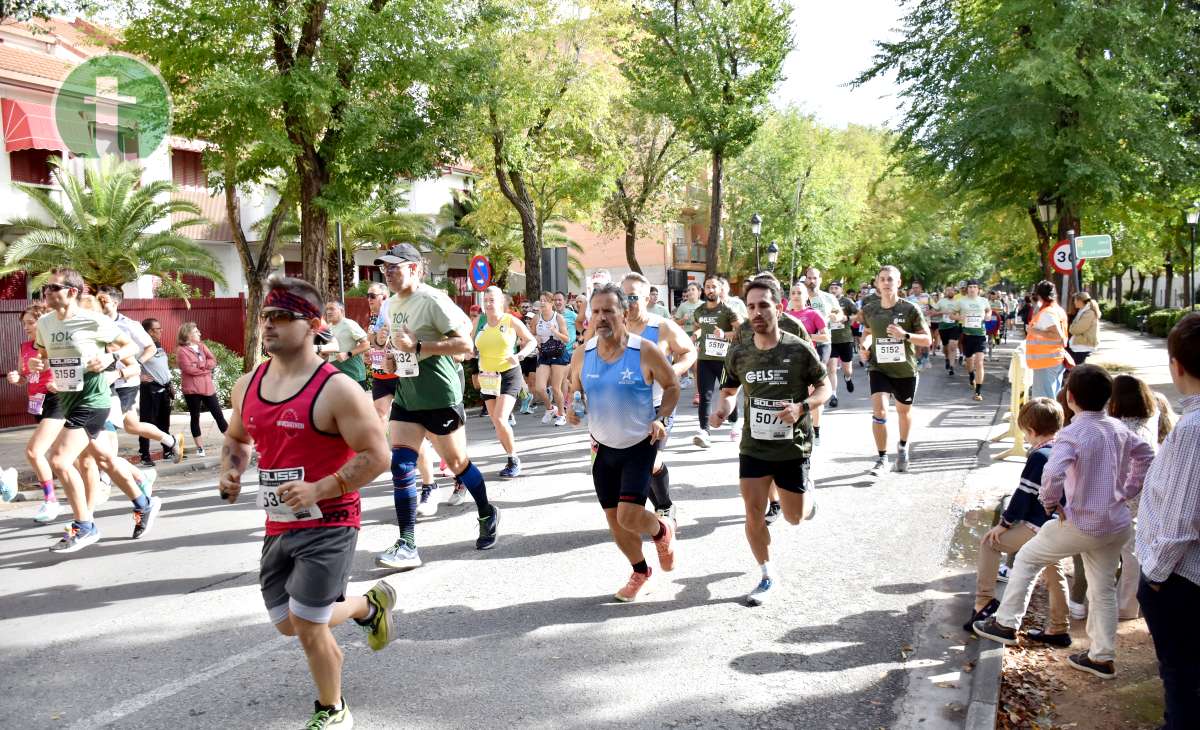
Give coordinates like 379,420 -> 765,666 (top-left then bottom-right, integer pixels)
1135,395 -> 1200,585
1040,410 -> 1155,536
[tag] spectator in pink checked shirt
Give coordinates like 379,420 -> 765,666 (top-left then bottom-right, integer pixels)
974,363 -> 1155,680
1136,312 -> 1200,729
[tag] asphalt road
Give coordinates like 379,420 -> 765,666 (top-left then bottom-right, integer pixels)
0,336 -> 1025,729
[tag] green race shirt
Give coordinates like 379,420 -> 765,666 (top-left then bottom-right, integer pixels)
387,284 -> 473,410
861,298 -> 927,379
329,317 -> 368,382
723,331 -> 826,461
691,303 -> 737,361
958,295 -> 990,336
35,309 -> 122,412
673,299 -> 701,329
737,312 -> 810,346
934,298 -> 960,330
830,296 -> 859,344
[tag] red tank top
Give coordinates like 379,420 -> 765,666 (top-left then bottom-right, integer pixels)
243,360 -> 360,536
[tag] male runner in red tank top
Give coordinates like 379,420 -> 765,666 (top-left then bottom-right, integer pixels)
219,275 -> 393,730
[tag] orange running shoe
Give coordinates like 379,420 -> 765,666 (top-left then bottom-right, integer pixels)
614,568 -> 653,602
653,517 -> 676,572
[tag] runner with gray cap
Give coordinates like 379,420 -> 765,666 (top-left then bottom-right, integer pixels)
373,243 -> 500,571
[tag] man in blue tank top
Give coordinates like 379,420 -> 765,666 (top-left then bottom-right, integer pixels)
567,283 -> 682,602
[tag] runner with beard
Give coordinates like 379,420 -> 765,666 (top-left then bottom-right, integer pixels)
711,278 -> 829,605
825,280 -> 859,409
691,278 -> 741,448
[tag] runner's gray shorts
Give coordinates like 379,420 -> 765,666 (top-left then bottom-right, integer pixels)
260,526 -> 357,624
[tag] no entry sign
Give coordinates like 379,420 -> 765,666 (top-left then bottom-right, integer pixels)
469,255 -> 492,291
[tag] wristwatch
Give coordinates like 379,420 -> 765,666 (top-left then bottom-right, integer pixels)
657,416 -> 671,429
904,332 -> 912,341
414,340 -> 422,356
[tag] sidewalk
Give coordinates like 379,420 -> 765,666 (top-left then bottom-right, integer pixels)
0,408 -> 229,492
1087,323 -> 1178,404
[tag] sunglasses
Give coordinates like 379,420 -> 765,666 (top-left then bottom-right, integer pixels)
378,263 -> 414,275
41,283 -> 72,295
259,310 -> 313,323
626,294 -> 641,301
367,293 -> 380,299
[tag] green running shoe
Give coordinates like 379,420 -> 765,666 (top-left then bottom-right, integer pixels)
305,699 -> 353,729
361,581 -> 396,651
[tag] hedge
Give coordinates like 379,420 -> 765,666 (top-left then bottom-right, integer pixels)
1147,308 -> 1190,337
1095,300 -> 1188,336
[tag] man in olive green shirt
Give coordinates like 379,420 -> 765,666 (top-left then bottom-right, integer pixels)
321,302 -> 369,387
712,277 -> 830,606
825,280 -> 860,408
690,277 -> 741,448
857,265 -> 931,477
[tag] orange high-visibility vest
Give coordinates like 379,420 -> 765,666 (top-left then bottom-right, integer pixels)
1026,303 -> 1068,370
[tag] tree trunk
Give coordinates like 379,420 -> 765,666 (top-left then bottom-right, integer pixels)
1028,204 -> 1052,281
624,218 -> 642,274
1151,273 -> 1160,307
705,146 -> 723,278
1136,269 -> 1146,298
1165,262 -> 1175,309
299,171 -> 330,297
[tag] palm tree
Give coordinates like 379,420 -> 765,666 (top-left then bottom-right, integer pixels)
1,155 -> 224,290
432,190 -> 523,289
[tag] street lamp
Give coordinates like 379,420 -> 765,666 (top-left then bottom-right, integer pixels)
766,240 -> 779,270
1037,201 -> 1057,228
750,213 -> 763,272
1186,202 -> 1199,310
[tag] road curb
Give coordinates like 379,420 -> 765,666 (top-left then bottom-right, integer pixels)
965,644 -> 1004,729
9,457 -> 220,500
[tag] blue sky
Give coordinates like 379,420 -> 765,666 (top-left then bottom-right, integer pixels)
776,0 -> 905,128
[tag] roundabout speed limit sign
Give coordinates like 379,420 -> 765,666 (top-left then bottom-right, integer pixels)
1050,240 -> 1084,274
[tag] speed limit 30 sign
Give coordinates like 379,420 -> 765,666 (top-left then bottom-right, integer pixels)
1050,240 -> 1084,274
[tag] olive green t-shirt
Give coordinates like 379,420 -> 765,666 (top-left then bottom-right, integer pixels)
957,295 -> 990,337
35,309 -> 122,412
387,284 -> 472,410
691,303 -> 737,361
860,298 -> 927,379
722,331 -> 826,461
830,296 -> 859,344
737,312 -> 810,346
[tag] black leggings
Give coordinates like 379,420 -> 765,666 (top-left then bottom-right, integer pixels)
184,392 -> 228,438
697,359 -> 737,432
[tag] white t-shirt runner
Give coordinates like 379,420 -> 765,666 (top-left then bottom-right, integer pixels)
35,309 -> 122,412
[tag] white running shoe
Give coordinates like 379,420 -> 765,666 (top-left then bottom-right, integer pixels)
0,467 -> 17,502
33,500 -> 62,523
416,484 -> 439,517
692,430 -> 710,448
870,455 -> 890,477
376,540 -> 422,570
446,481 -> 467,507
541,408 -> 556,425
554,414 -> 567,427
1068,599 -> 1087,620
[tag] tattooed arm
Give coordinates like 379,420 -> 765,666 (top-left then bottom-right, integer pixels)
219,373 -> 255,503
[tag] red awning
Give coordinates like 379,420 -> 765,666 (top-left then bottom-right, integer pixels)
2,98 -> 61,152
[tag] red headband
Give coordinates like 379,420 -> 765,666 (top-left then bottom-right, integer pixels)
263,288 -> 322,320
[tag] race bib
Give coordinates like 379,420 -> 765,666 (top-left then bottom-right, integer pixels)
830,321 -> 845,331
368,350 -> 386,370
27,393 -> 45,416
479,371 -> 502,396
704,336 -> 729,358
750,397 -> 794,441
964,314 -> 983,329
875,338 -> 905,364
49,357 -> 83,392
257,467 -> 323,522
393,350 -> 419,378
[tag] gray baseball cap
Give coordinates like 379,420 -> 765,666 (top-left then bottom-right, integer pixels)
374,243 -> 422,266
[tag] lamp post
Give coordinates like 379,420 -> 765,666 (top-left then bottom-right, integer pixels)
1187,203 -> 1199,311
750,213 -> 763,273
766,240 -> 779,272
1036,200 -> 1060,298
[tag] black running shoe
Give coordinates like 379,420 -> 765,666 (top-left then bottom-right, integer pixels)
1067,651 -> 1115,679
476,505 -> 500,550
827,396 -> 839,409
845,379 -> 855,393
973,616 -> 1018,645
1026,629 -> 1072,648
131,496 -> 162,539
764,501 -> 781,526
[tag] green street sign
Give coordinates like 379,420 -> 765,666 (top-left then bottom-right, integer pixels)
54,54 -> 172,160
1074,234 -> 1113,259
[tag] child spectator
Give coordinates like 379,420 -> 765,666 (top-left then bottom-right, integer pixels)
1136,312 -> 1200,727
975,364 -> 1154,679
964,397 -> 1070,647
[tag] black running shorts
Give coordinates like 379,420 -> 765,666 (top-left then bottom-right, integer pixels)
739,454 -> 809,494
869,370 -> 918,405
371,376 -> 399,401
63,404 -> 109,438
592,437 -> 657,510
963,334 -> 988,358
829,342 -> 855,363
389,402 -> 466,436
115,386 -> 139,414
